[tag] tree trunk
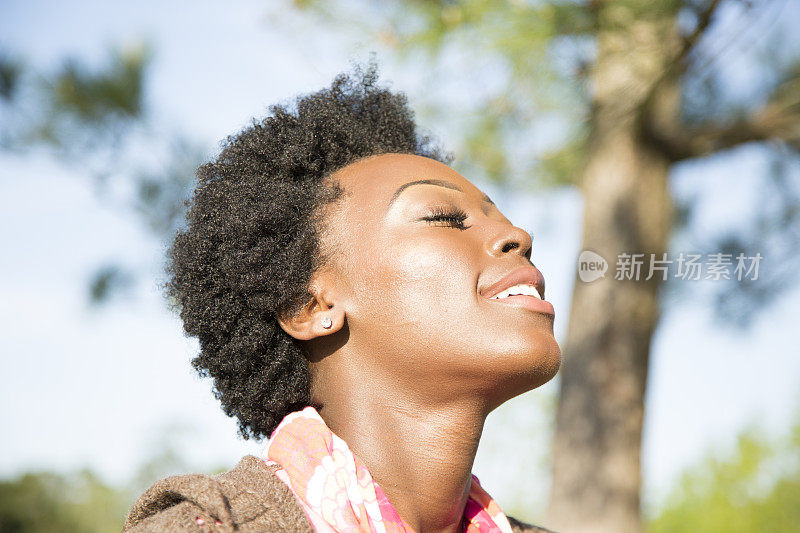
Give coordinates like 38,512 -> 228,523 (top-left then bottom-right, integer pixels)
547,5 -> 681,533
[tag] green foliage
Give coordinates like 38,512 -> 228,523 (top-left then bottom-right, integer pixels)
390,0 -> 593,188
0,470 -> 130,533
53,45 -> 148,124
1,44 -> 150,151
88,265 -> 134,304
289,0 -> 593,188
648,413 -> 800,532
0,55 -> 22,101
0,424 -> 232,532
0,43 -> 202,304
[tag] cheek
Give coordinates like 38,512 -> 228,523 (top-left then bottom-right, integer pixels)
351,235 -> 477,330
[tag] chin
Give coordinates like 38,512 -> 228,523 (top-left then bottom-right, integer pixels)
530,338 -> 562,387
483,334 -> 561,409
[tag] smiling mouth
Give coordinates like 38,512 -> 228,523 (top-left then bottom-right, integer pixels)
489,283 -> 543,300
480,266 -> 554,316
483,284 -> 555,316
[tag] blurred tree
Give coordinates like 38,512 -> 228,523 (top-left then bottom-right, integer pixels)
0,423 -> 230,533
0,469 -> 130,533
648,409 -> 800,532
0,45 -> 203,305
282,1 -> 800,531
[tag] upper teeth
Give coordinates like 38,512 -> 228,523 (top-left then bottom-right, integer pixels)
490,283 -> 541,300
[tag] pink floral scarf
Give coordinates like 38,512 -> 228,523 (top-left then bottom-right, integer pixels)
263,406 -> 514,533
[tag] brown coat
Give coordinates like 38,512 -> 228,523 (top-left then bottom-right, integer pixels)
123,454 -> 555,532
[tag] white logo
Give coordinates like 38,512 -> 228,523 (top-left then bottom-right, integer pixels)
578,250 -> 608,283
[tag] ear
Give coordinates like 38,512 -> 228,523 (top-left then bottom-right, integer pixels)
276,275 -> 344,341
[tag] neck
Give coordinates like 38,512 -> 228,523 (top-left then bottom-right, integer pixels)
316,382 -> 487,533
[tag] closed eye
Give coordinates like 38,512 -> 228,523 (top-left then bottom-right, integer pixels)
421,206 -> 471,231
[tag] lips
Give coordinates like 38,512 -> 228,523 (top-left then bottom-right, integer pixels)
480,265 -> 555,316
481,266 -> 546,301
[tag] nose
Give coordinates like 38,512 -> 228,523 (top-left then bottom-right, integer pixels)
487,222 -> 533,260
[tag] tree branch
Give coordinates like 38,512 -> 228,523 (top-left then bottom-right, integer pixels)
644,90 -> 800,161
638,1 -> 726,130
678,0 -> 724,64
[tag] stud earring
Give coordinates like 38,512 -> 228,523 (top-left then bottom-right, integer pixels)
321,316 -> 332,329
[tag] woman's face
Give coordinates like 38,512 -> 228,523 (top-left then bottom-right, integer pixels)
313,153 -> 561,409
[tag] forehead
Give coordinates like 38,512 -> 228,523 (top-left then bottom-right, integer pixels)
328,153 -> 483,207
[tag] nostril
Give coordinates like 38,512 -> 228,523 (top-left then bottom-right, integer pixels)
502,242 -> 519,253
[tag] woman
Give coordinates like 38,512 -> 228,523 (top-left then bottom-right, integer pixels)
123,66 -> 561,533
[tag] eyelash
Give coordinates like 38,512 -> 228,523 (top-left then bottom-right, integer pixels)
421,206 -> 471,230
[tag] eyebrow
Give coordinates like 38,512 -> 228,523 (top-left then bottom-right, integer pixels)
388,179 -> 494,208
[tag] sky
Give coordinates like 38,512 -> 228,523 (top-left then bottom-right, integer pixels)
1,0 -> 799,519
